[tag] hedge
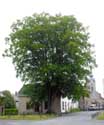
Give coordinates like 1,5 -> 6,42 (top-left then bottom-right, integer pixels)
5,108 -> 18,115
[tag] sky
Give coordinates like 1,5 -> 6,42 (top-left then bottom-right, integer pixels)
0,0 -> 104,96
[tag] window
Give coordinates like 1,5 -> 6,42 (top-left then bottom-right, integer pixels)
65,102 -> 67,111
44,101 -> 48,110
62,101 -> 64,110
91,86 -> 93,92
68,102 -> 70,109
26,102 -> 32,109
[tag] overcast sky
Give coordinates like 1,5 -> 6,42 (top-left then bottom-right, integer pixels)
0,0 -> 104,96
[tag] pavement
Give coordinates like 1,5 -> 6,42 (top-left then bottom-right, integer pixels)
0,111 -> 104,125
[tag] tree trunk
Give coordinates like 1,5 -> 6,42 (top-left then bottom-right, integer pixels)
51,94 -> 61,114
47,82 -> 52,113
46,82 -> 61,114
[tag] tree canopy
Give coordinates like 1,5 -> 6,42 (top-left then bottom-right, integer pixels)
4,13 -> 96,112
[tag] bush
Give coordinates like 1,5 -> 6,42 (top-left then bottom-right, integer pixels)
5,108 -> 18,115
69,108 -> 80,113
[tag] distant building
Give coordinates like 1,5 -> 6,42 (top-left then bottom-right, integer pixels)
102,79 -> 104,97
79,76 -> 104,110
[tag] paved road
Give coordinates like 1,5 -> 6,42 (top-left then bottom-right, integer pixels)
0,111 -> 104,125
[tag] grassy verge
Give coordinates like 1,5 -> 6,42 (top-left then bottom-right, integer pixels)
97,112 -> 104,120
0,114 -> 56,120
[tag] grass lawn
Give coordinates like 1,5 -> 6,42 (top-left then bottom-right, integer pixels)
0,114 -> 56,120
97,112 -> 104,120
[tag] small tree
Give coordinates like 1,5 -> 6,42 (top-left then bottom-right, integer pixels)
19,83 -> 47,112
4,13 -> 96,113
2,90 -> 16,108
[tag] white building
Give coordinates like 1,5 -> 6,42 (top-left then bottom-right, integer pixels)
61,97 -> 79,113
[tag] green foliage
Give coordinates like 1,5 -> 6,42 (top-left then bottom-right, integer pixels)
5,108 -> 18,115
19,83 -> 47,106
4,13 -> 96,111
69,108 -> 81,113
0,96 -> 5,106
2,90 -> 16,108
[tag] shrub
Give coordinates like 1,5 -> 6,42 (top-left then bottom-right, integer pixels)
5,108 -> 18,115
69,108 -> 80,113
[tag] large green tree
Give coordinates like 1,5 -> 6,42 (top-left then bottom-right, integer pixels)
4,13 -> 96,113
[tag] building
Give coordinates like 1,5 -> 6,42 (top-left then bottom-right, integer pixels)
79,76 -> 104,110
14,92 -> 48,114
61,97 -> 78,113
14,89 -> 79,114
102,79 -> 104,97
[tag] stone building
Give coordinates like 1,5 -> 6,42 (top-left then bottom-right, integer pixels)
79,76 -> 104,110
14,93 -> 48,114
